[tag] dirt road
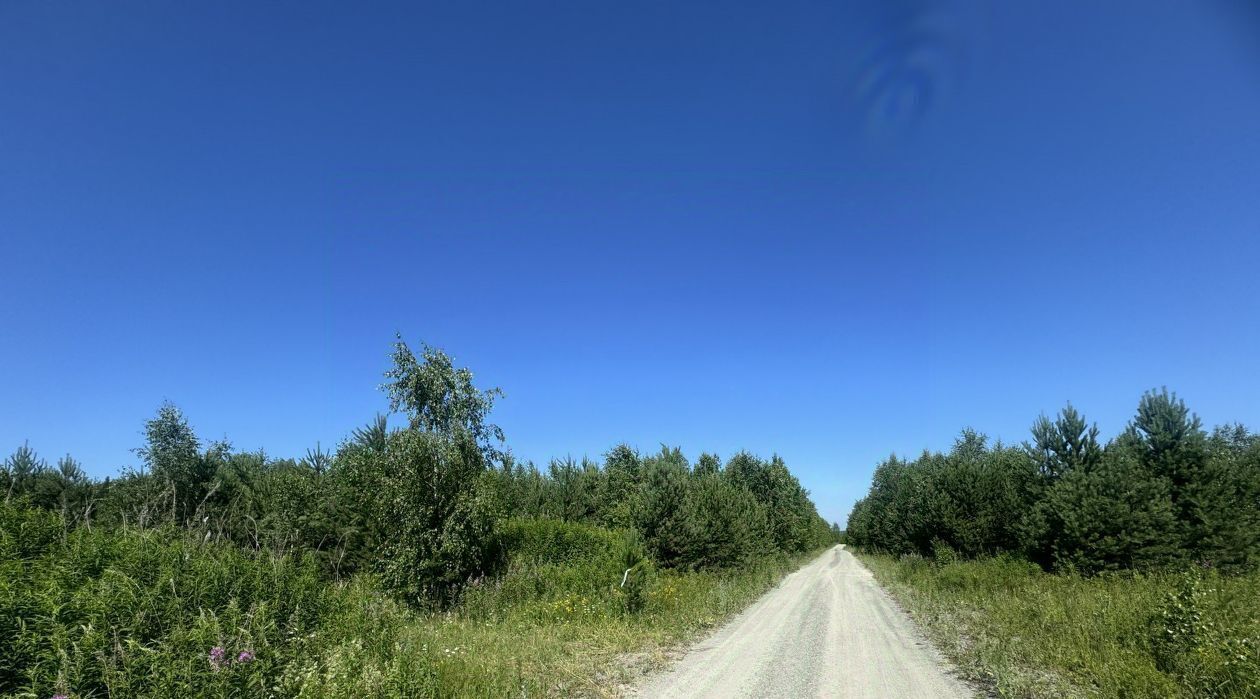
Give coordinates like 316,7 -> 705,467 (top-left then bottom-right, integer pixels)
635,545 -> 972,698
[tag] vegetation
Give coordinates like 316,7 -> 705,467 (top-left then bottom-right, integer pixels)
847,391 -> 1260,572
861,555 -> 1260,698
1,336 -> 836,698
847,391 -> 1260,697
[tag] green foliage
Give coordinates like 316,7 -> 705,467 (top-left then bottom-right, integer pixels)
464,517 -> 652,619
0,499 -> 62,559
1047,446 -> 1182,573
135,402 -> 209,526
495,517 -> 627,565
3,441 -> 48,503
382,335 -> 505,460
338,429 -> 499,607
847,434 -> 1038,559
676,472 -> 771,569
1029,404 -> 1101,481
694,452 -> 721,476
0,337 -> 839,697
494,444 -> 836,571
863,553 -> 1260,698
1150,568 -> 1260,695
0,500 -> 334,697
849,391 -> 1260,575
1197,426 -> 1260,569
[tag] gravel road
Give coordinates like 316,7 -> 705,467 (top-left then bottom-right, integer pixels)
635,545 -> 972,698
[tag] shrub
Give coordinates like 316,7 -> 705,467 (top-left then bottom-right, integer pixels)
0,502 -> 332,697
1151,568 -> 1260,696
338,430 -> 499,607
463,517 -> 651,620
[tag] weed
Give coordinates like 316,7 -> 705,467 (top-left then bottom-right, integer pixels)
859,552 -> 1260,698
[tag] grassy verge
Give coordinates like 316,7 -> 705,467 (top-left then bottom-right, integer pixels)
856,553 -> 1260,698
288,550 -> 812,697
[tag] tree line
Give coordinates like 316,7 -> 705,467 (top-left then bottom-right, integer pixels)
2,336 -> 836,606
846,390 -> 1260,573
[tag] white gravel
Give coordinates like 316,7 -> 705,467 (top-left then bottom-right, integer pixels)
634,545 -> 973,698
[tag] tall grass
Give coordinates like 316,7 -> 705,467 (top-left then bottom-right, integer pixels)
2,504 -> 813,698
287,518 -> 812,697
858,552 -> 1260,698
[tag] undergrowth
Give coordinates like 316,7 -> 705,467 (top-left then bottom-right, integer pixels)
1,504 -> 812,698
858,552 -> 1260,698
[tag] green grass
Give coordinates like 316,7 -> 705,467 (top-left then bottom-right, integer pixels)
284,554 -> 805,697
857,552 -> 1260,698
2,505 -> 815,698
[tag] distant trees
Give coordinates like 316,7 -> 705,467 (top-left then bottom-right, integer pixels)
509,445 -> 835,570
3,442 -> 46,503
847,389 -> 1260,574
1,443 -> 95,527
845,434 -> 1036,560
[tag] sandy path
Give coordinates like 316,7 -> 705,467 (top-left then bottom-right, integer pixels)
634,545 -> 972,698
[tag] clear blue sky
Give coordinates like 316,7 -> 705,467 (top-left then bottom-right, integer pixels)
3,1 -> 1258,524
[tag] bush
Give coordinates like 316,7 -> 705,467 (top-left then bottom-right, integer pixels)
1151,568 -> 1260,696
464,517 -> 650,620
0,499 -> 62,560
494,517 -> 629,567
337,430 -> 499,607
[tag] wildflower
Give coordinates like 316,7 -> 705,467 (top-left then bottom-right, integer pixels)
237,650 -> 255,664
209,646 -> 227,670
52,694 -> 69,699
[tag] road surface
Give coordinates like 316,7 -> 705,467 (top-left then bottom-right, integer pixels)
635,545 -> 972,698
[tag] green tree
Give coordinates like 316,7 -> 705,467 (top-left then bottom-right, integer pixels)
341,430 -> 499,605
694,452 -> 721,476
134,402 -> 209,525
1048,445 -> 1181,573
337,338 -> 508,605
677,473 -> 770,568
597,444 -> 644,529
1127,389 -> 1209,556
1028,405 -> 1101,481
1022,407 -> 1103,566
635,448 -> 692,566
3,442 -> 47,504
382,336 -> 505,460
1193,425 -> 1260,568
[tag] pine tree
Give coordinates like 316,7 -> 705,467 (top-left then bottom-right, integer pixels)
1048,445 -> 1182,573
1022,407 -> 1103,566
1192,425 -> 1260,568
1028,404 -> 1101,481
1128,389 -> 1209,556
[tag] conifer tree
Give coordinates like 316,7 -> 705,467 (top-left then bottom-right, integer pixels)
1047,445 -> 1181,572
1028,405 -> 1101,481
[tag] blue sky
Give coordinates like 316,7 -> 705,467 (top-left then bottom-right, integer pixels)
2,1 -> 1258,524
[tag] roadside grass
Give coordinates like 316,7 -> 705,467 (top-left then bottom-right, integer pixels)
285,550 -> 809,697
857,552 -> 1260,698
2,506 -> 816,698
